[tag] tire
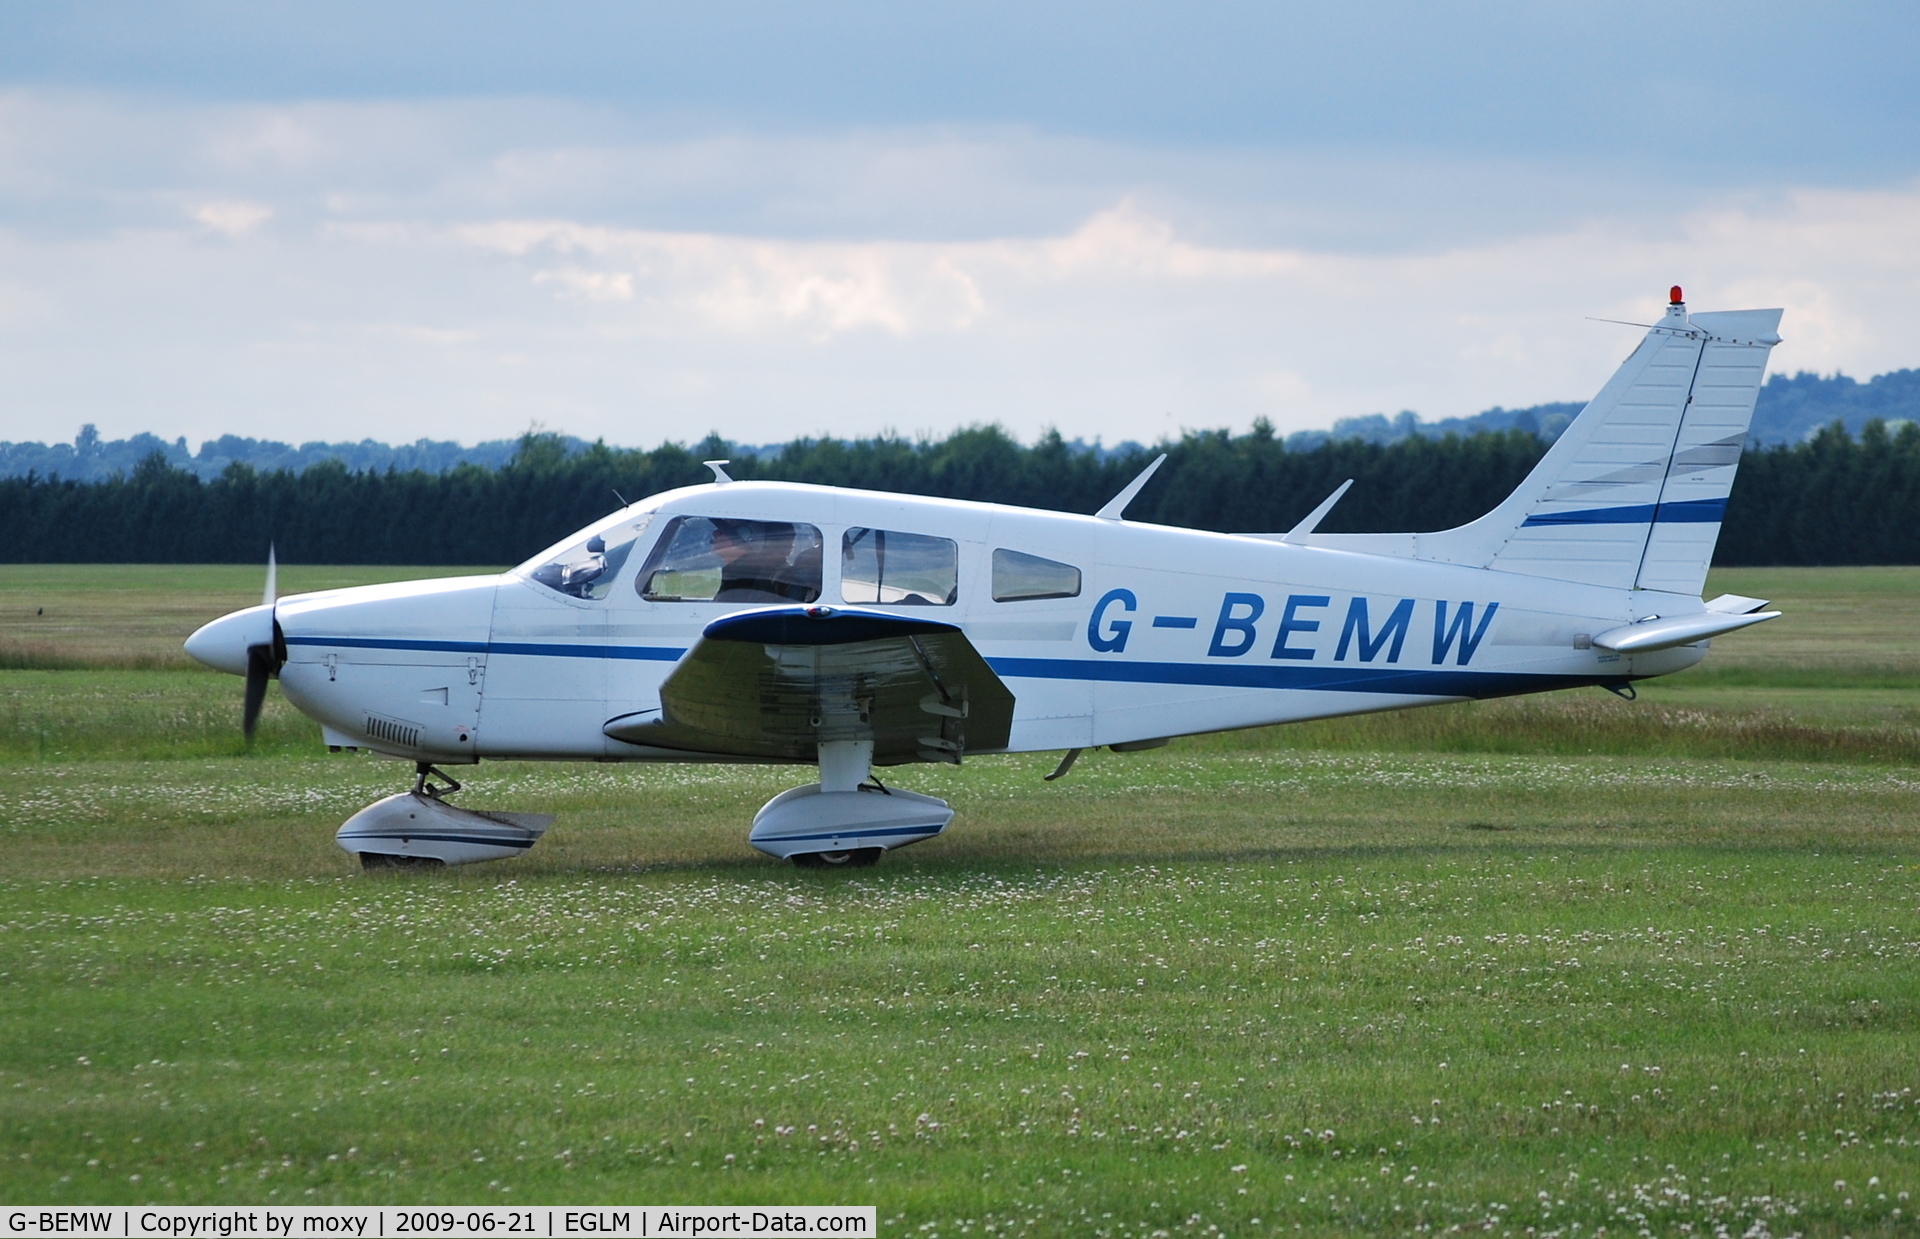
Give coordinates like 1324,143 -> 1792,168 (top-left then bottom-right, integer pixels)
359,852 -> 446,871
790,847 -> 883,869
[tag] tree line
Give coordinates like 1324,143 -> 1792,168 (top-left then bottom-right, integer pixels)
2,419 -> 1915,566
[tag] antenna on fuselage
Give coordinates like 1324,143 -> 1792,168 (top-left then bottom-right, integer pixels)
1095,453 -> 1167,521
704,460 -> 733,484
1281,478 -> 1353,544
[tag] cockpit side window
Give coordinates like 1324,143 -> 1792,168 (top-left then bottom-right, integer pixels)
522,515 -> 653,600
992,548 -> 1081,602
841,528 -> 958,606
637,516 -> 824,603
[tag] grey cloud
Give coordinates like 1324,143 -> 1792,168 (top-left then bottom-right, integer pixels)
0,92 -> 1810,252
4,2 -> 1916,184
1,93 -> 1917,452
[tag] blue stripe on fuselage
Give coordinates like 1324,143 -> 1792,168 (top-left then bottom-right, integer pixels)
986,655 -> 1613,700
283,636 -> 686,661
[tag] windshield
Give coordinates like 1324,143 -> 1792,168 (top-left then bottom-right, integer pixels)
519,514 -> 654,600
637,516 -> 824,603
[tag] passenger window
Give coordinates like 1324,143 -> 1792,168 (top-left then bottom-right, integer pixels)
992,548 -> 1081,602
521,515 -> 653,600
637,516 -> 824,603
841,528 -> 958,606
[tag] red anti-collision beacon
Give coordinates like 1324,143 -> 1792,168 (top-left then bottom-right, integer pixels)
1670,285 -> 1684,305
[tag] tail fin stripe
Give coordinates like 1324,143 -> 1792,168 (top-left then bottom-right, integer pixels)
1521,497 -> 1728,528
1524,504 -> 1656,527
1653,498 -> 1729,523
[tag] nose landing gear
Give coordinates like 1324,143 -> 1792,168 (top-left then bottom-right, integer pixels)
411,761 -> 464,798
336,761 -> 554,869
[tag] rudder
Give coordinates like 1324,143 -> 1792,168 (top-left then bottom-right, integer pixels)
1629,308 -> 1781,593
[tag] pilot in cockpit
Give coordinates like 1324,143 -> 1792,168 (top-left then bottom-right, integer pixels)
710,520 -> 818,603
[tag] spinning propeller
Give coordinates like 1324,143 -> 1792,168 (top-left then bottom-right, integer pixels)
242,547 -> 284,739
182,546 -> 285,740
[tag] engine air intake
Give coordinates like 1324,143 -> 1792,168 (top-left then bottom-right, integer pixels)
365,715 -> 421,749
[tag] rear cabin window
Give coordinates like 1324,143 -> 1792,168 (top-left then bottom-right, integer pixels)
637,516 -> 824,603
992,548 -> 1081,602
841,528 -> 958,606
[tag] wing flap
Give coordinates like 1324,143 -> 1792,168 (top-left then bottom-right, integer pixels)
604,606 -> 1015,763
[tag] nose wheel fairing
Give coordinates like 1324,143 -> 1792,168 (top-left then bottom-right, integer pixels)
336,792 -> 554,867
335,764 -> 552,867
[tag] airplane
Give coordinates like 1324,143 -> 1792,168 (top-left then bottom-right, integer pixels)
185,289 -> 1783,870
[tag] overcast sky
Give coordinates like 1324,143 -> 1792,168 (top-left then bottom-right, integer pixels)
2,2 -> 1917,449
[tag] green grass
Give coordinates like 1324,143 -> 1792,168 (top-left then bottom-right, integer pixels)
2,751 -> 1918,1234
0,564 -> 1917,1232
1700,566 -> 1920,679
0,565 -> 500,670
0,670 -> 320,762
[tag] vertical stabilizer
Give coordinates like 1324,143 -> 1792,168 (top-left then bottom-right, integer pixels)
1379,294 -> 1781,595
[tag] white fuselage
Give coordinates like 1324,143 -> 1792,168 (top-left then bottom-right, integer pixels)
270,480 -> 1704,766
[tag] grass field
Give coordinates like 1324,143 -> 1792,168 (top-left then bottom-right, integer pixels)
0,564 -> 1917,1235
0,565 -> 499,670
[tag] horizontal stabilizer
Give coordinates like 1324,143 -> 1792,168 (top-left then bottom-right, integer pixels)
1703,593 -> 1770,615
1592,609 -> 1779,653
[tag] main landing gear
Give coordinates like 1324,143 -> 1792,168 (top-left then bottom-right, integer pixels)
335,743 -> 950,873
749,740 -> 954,868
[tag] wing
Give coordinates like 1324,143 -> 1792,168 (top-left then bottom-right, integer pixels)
603,606 -> 1016,765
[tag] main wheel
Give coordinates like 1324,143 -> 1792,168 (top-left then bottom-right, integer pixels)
790,847 -> 883,869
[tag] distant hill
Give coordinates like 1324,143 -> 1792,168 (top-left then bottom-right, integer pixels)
1745,368 -> 1920,443
5,367 -> 1916,481
1298,401 -> 1587,450
0,429 -> 568,484
1309,368 -> 1920,448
